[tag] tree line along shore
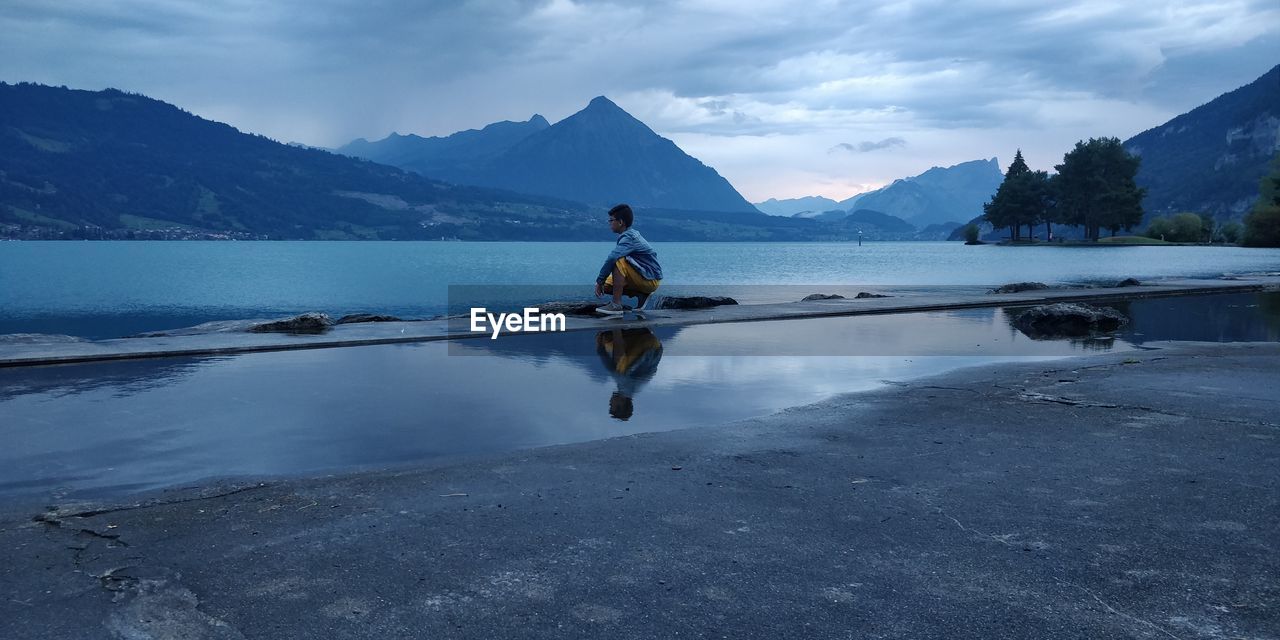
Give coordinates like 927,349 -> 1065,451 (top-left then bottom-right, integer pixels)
970,139 -> 1280,247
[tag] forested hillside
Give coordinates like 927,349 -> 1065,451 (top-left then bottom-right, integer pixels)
0,82 -> 591,240
1125,64 -> 1280,218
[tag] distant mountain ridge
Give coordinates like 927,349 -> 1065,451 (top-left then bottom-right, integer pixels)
761,159 -> 1003,228
854,159 -> 1003,227
23,70 -> 1275,242
0,82 -> 867,241
0,82 -> 596,240
791,209 -> 849,221
844,208 -> 916,232
778,206 -> 956,240
1124,63 -> 1280,218
342,96 -> 758,214
754,195 -> 841,216
339,116 -> 550,179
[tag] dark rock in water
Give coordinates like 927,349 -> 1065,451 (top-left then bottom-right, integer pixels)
336,313 -> 403,324
989,282 -> 1050,294
1115,278 -> 1141,287
855,292 -> 891,299
1014,303 -> 1129,338
654,296 -> 738,310
248,313 -> 333,334
801,294 -> 845,301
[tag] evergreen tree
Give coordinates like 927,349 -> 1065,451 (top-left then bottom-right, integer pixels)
983,150 -> 1049,240
1025,169 -> 1054,240
1053,138 -> 1145,241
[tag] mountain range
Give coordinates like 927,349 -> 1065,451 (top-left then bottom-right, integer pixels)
768,64 -> 1279,232
339,97 -> 757,214
339,116 -> 551,179
757,158 -> 1004,228
0,82 -> 856,241
853,159 -> 1003,227
754,196 -> 840,217
797,208 -> 962,241
3,64 -> 1274,241
1124,63 -> 1279,219
0,82 -> 603,240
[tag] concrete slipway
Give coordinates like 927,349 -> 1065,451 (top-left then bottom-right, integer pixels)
2,275 -> 1278,367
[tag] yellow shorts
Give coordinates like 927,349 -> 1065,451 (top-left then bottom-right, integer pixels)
604,258 -> 661,295
597,329 -> 663,374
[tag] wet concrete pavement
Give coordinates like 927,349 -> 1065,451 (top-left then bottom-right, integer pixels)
2,341 -> 1277,639
3,276 -> 1277,367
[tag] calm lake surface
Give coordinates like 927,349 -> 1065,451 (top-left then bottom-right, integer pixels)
4,240 -> 1279,506
3,241 -> 1280,339
2,292 -> 1278,505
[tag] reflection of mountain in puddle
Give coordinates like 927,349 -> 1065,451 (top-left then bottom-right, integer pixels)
595,329 -> 663,421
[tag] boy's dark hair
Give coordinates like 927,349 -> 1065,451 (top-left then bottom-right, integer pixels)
608,203 -> 634,228
609,392 -> 634,421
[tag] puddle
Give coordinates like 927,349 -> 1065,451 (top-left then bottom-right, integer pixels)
1,292 -> 1277,505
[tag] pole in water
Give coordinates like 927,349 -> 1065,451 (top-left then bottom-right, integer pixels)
858,230 -> 862,246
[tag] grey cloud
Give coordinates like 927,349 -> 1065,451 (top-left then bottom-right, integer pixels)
0,0 -> 1275,145
699,100 -> 730,116
830,138 -> 907,154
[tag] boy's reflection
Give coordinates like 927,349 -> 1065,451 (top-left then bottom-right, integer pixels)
595,328 -> 663,420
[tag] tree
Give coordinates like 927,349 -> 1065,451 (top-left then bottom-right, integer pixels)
1053,137 -> 1145,241
963,223 -> 980,243
1220,221 -> 1243,244
983,150 -> 1051,240
1169,213 -> 1205,243
1144,213 -> 1204,242
1199,213 -> 1216,243
1243,154 -> 1280,247
1145,216 -> 1171,241
1027,169 -> 1055,240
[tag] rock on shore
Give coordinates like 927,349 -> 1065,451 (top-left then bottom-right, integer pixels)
247,313 -> 334,334
989,282 -> 1049,294
335,314 -> 403,324
654,296 -> 738,310
1013,302 -> 1129,338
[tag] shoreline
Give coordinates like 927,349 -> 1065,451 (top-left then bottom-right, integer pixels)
3,275 -> 1278,368
3,341 -> 1276,638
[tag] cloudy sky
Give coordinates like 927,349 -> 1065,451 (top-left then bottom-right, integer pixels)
3,0 -> 1277,202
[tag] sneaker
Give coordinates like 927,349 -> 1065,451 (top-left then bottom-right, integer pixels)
596,302 -> 627,315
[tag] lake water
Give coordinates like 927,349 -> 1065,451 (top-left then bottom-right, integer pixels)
2,291 -> 1278,505
3,241 -> 1280,339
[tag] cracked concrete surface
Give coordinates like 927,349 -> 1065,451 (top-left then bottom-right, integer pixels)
1,342 -> 1277,639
